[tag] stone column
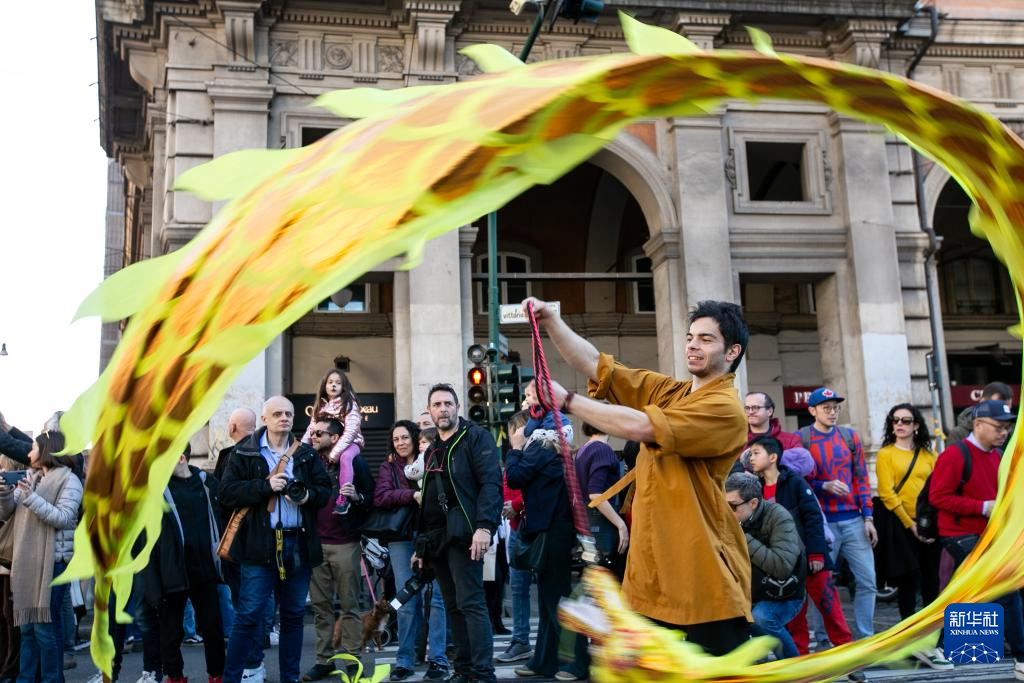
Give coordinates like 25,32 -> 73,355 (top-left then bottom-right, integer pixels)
674,12 -> 730,51
458,225 -> 479,360
827,113 -> 913,447
204,0 -> 277,455
405,1 -> 461,84
673,116 -> 735,306
643,229 -> 687,377
395,231 -> 466,417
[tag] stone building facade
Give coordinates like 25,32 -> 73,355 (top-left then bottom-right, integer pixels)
96,0 -> 1023,459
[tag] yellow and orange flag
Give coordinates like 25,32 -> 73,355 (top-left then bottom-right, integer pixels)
62,13 -> 1024,681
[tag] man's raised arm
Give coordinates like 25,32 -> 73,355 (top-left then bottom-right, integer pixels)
522,297 -> 600,382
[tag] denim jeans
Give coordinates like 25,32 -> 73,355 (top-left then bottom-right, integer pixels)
828,518 -> 876,639
507,530 -> 532,648
16,562 -> 67,683
431,540 -> 494,682
218,585 -> 235,638
390,541 -> 449,669
223,537 -> 311,683
751,599 -> 803,659
183,600 -> 197,639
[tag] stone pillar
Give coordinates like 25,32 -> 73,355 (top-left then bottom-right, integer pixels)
395,231 -> 466,418
673,116 -> 735,305
674,12 -> 730,51
205,0 -> 277,456
458,225 -> 479,360
643,229 -> 687,377
405,1 -> 461,84
828,113 -> 913,447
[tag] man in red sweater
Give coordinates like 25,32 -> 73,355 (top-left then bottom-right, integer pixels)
931,399 -> 1024,680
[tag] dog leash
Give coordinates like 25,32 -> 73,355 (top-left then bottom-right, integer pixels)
525,302 -> 598,563
360,555 -> 378,603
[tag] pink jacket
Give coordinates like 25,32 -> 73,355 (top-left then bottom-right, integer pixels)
301,396 -> 365,462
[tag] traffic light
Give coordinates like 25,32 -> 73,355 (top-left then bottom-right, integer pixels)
494,364 -> 519,424
548,0 -> 603,28
467,364 -> 490,425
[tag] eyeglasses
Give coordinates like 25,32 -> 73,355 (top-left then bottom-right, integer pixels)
977,419 -> 1012,433
728,499 -> 752,511
312,430 -> 333,437
816,404 -> 842,414
891,417 -> 915,426
744,405 -> 765,413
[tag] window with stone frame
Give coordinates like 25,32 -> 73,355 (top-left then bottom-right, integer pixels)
475,252 -> 532,314
631,254 -> 655,313
726,127 -> 832,215
315,283 -> 371,313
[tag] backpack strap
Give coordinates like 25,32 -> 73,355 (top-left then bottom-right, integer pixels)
798,426 -> 811,449
952,441 -> 974,525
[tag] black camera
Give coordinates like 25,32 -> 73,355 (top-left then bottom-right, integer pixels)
284,479 -> 308,501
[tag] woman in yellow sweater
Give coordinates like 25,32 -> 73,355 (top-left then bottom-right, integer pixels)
875,403 -> 941,624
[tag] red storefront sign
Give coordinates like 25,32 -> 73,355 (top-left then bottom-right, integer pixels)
950,384 -> 1019,408
783,386 -> 819,410
783,384 -> 1019,410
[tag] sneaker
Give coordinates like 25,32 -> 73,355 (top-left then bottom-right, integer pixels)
390,667 -> 414,682
183,635 -> 204,645
423,663 -> 450,681
268,630 -> 280,647
86,674 -> 104,683
513,667 -> 542,678
241,665 -> 266,683
333,500 -> 350,516
302,664 -> 335,682
138,672 -> 160,683
1014,658 -> 1024,681
912,648 -> 953,670
846,672 -> 866,682
554,673 -> 579,682
495,642 -> 532,663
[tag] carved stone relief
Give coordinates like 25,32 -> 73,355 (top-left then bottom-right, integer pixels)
271,39 -> 298,66
325,43 -> 353,70
455,53 -> 481,77
379,45 -> 404,73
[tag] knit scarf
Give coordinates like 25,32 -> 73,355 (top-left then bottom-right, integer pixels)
11,466 -> 70,626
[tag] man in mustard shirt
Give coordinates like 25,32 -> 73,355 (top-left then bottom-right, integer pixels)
521,297 -> 752,656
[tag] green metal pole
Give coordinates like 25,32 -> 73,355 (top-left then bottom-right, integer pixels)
486,4 -> 546,354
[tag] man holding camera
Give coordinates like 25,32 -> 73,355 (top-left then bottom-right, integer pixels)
220,396 -> 333,683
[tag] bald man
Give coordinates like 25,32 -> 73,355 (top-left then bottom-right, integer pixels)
215,407 -> 258,481
220,396 -> 333,683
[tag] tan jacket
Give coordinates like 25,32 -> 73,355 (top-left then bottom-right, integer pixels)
589,353 -> 752,625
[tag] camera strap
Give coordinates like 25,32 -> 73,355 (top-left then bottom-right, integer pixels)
266,440 -> 301,514
275,524 -> 286,580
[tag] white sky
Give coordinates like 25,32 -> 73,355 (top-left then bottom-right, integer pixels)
0,4 -> 106,432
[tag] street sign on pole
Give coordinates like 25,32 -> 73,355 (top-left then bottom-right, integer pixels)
500,301 -> 560,324
498,333 -> 509,357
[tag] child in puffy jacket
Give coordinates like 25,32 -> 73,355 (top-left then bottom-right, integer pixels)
521,380 -> 574,447
301,367 -> 365,514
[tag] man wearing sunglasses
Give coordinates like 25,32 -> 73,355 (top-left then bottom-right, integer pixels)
930,399 -> 1024,679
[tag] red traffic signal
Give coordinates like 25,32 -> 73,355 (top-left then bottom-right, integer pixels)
468,367 -> 485,386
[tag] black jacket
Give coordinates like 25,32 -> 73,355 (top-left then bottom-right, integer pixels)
0,427 -> 32,466
219,428 -> 333,566
420,418 -> 502,544
141,467 -> 223,606
769,466 -> 833,571
505,442 -> 570,537
742,499 -> 806,603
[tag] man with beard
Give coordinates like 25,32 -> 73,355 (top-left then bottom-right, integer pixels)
412,384 -> 502,683
521,297 -> 752,656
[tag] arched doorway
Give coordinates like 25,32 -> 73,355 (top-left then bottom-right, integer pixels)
933,178 -> 1020,408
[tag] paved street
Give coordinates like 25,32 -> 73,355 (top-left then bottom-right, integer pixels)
59,586 -> 1021,682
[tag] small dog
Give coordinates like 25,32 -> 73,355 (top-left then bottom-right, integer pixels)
344,597 -> 392,653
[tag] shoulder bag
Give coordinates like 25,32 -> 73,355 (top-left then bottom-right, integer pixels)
360,462 -> 415,542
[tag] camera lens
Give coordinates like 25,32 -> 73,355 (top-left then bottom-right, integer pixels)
285,479 -> 308,500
